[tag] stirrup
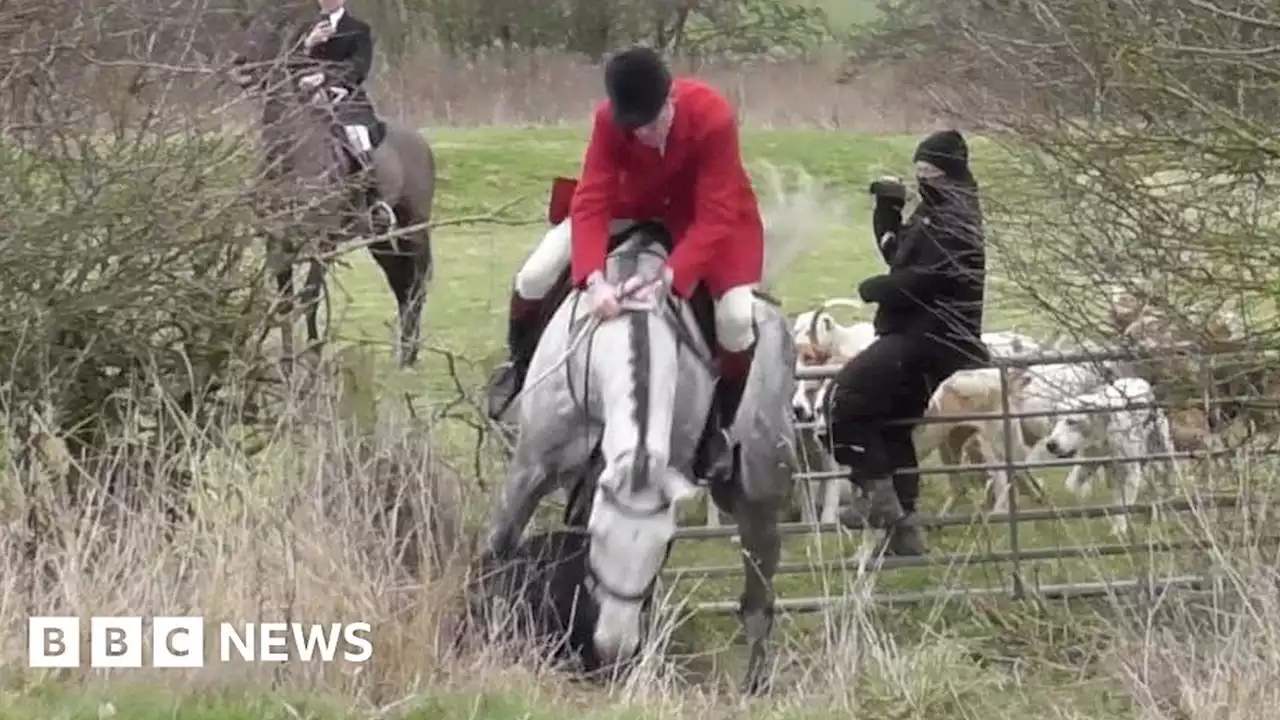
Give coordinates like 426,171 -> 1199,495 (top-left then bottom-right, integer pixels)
368,199 -> 395,232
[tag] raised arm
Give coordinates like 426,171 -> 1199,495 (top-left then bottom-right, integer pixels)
859,201 -> 983,308
869,177 -> 907,264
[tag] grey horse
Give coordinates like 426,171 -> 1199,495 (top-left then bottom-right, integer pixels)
231,1 -> 435,368
483,201 -> 813,692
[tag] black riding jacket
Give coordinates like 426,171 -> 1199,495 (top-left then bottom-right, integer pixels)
858,177 -> 988,364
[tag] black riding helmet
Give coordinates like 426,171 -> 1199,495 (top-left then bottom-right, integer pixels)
604,47 -> 672,129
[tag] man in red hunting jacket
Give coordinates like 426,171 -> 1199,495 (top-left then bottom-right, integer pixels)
486,46 -> 764,460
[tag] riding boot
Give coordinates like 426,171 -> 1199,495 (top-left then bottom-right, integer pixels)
839,474 -> 907,531
883,516 -> 927,556
486,291 -> 544,421
703,345 -> 754,484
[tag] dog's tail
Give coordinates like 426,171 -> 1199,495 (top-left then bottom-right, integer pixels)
820,297 -> 864,313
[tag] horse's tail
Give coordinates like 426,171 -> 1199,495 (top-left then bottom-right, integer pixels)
757,163 -> 842,291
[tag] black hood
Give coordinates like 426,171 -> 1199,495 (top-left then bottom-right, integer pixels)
913,130 -> 973,183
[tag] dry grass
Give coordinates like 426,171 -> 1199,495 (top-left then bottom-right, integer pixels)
355,46 -> 932,130
3,342 -> 1280,719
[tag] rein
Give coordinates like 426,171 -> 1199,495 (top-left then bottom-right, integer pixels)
513,245 -> 717,408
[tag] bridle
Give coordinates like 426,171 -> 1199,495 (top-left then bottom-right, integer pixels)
564,234 -> 715,606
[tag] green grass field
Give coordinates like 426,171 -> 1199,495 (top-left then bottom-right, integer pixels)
7,127 -> 1255,720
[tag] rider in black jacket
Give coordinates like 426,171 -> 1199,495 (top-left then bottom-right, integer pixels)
301,0 -> 394,232
826,129 -> 987,556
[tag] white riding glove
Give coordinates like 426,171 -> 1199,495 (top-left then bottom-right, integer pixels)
618,266 -> 673,306
585,271 -> 621,320
299,72 -> 326,90
304,21 -> 335,50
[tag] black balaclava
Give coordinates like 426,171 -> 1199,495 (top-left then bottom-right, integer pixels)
604,47 -> 672,129
912,129 -> 974,204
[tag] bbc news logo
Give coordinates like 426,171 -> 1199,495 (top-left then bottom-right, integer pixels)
28,617 -> 373,668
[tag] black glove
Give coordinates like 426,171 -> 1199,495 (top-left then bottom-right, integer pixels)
869,176 -> 907,205
858,274 -> 892,303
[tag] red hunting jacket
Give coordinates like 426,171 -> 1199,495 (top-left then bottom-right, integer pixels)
568,78 -> 764,299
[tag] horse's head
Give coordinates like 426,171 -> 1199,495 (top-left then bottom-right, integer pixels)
582,223 -> 706,665
587,448 -> 699,666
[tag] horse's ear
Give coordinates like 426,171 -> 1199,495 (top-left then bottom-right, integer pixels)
663,467 -> 702,505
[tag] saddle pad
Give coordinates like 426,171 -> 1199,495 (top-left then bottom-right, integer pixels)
548,177 -> 578,226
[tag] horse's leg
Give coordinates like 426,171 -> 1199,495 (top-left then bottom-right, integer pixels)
274,263 -> 295,375
299,258 -> 327,355
370,229 -> 429,369
400,225 -> 431,368
733,491 -> 781,695
795,430 -> 825,525
483,452 -> 560,557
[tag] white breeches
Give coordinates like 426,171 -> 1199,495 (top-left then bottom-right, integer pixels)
513,219 -> 576,300
715,286 -> 756,352
343,125 -> 372,153
513,219 -> 757,352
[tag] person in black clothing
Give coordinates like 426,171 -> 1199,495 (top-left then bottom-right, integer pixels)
300,0 -> 395,232
825,129 -> 988,556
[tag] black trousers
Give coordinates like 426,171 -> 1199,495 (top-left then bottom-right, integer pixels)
825,333 -> 967,514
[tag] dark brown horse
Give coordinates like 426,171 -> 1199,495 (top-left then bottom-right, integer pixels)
231,1 -> 436,368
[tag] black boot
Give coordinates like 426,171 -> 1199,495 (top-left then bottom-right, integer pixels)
883,517 -> 927,556
704,368 -> 748,485
839,476 -> 906,530
486,294 -> 543,421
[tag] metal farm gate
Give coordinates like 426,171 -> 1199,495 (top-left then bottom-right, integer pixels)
664,343 -> 1280,615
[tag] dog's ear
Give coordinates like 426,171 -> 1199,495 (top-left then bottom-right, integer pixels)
1005,366 -> 1032,396
813,313 -> 835,345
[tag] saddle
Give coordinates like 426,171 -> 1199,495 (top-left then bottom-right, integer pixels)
337,117 -> 387,174
314,80 -> 386,174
